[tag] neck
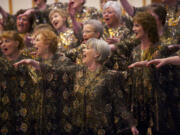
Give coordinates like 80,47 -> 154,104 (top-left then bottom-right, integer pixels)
108,21 -> 120,29
140,37 -> 152,50
41,52 -> 53,60
6,51 -> 20,61
57,25 -> 68,33
87,61 -> 102,72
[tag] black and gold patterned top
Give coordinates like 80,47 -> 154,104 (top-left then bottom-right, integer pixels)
68,6 -> 102,28
57,28 -> 78,53
0,55 -> 38,135
61,66 -> 136,135
129,44 -> 180,134
37,53 -> 76,135
65,43 -> 86,65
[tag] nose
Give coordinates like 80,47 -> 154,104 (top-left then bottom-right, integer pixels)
1,41 -> 5,47
132,26 -> 136,32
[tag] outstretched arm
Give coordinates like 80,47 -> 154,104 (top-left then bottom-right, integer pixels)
128,61 -> 148,68
14,59 -> 41,70
147,56 -> 180,68
119,0 -> 135,17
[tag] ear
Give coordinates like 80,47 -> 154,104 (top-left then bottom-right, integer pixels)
94,51 -> 100,58
96,32 -> 101,39
14,41 -> 20,49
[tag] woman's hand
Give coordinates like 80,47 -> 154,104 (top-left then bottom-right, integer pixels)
14,59 -> 40,70
106,37 -> 120,44
131,126 -> 139,135
147,59 -> 167,68
128,61 -> 148,68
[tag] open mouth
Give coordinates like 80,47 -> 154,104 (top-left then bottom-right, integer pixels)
18,24 -> 24,28
53,21 -> 58,27
1,47 -> 8,53
105,18 -> 110,22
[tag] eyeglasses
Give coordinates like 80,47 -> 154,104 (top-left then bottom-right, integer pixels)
83,30 -> 95,34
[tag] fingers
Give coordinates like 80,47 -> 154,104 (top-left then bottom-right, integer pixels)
13,59 -> 31,68
155,62 -> 164,68
13,60 -> 25,68
128,63 -> 136,69
146,59 -> 160,67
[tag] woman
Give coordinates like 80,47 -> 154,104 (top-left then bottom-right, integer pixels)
15,28 -> 75,135
49,9 -> 78,52
128,12 -> 177,135
66,19 -> 104,64
103,1 -> 131,44
0,31 -> 37,135
15,38 -> 139,135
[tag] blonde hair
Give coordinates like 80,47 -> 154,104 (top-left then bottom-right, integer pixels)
0,30 -> 24,50
49,9 -> 68,26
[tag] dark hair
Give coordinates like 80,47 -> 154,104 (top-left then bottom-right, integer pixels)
147,3 -> 167,26
15,9 -> 34,32
133,12 -> 159,44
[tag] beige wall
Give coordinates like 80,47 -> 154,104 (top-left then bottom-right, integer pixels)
0,0 -> 151,15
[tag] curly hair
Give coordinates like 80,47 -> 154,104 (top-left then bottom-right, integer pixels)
49,9 -> 68,27
33,29 -> 58,54
0,30 -> 24,50
133,12 -> 159,44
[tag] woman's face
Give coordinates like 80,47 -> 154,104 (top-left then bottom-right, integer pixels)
0,37 -> 19,57
103,7 -> 119,27
133,21 -> 145,40
50,12 -> 65,30
69,0 -> 84,10
16,15 -> 30,33
82,46 -> 98,65
34,34 -> 49,57
83,24 -> 99,42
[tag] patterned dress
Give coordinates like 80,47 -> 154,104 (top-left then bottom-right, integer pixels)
57,28 -> 79,53
68,6 -> 102,28
0,55 -> 38,135
65,43 -> 86,65
103,24 -> 132,71
37,53 -> 76,135
129,45 -> 179,135
61,66 -> 136,135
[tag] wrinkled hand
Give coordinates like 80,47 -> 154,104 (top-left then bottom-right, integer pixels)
168,44 -> 180,49
131,126 -> 139,135
18,9 -> 35,18
128,61 -> 147,68
147,59 -> 166,68
106,37 -> 120,44
14,59 -> 40,70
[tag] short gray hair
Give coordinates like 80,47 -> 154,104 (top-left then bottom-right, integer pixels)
84,19 -> 104,38
103,1 -> 122,21
86,38 -> 110,64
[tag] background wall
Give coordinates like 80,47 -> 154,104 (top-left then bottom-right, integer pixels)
0,0 -> 152,16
